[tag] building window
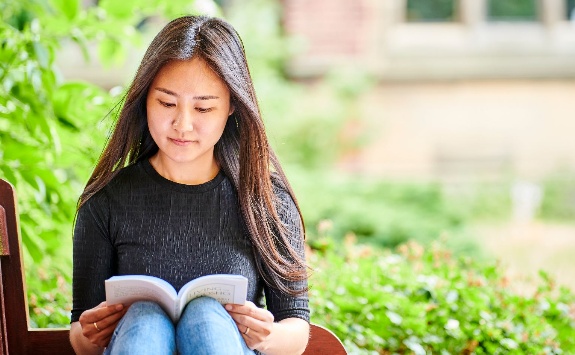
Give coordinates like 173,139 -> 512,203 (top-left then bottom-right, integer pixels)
406,0 -> 456,22
488,0 -> 537,22
568,0 -> 575,21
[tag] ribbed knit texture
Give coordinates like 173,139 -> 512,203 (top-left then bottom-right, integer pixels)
71,159 -> 309,324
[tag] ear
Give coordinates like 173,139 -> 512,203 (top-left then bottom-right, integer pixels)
228,104 -> 235,116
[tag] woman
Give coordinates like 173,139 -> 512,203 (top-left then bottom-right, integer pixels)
69,15 -> 309,355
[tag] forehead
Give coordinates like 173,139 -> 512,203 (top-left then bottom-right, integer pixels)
151,57 -> 229,94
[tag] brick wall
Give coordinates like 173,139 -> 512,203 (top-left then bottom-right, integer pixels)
282,0 -> 372,67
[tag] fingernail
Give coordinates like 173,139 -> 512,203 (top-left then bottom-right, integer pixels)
116,304 -> 124,310
225,304 -> 232,311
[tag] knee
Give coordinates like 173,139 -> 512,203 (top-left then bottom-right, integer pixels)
108,301 -> 175,354
125,301 -> 164,317
123,301 -> 172,327
129,301 -> 163,311
179,297 -> 231,326
177,297 -> 241,348
185,296 -> 221,313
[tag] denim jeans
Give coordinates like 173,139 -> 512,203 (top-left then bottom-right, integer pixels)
104,297 -> 256,355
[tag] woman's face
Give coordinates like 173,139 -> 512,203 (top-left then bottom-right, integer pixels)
146,57 -> 233,176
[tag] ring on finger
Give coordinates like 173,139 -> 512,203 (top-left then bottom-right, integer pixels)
94,322 -> 101,332
243,326 -> 250,335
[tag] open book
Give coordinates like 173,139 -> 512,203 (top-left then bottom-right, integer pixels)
105,274 -> 248,322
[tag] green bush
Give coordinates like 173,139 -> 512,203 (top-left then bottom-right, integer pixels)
288,168 -> 477,254
539,170 -> 575,222
26,258 -> 72,328
309,240 -> 575,354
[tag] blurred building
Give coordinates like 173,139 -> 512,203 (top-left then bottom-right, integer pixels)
283,0 -> 575,80
283,0 -> 575,182
58,0 -> 575,182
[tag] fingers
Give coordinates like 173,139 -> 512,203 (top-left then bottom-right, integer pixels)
81,302 -> 124,323
225,302 -> 274,350
225,302 -> 274,323
79,302 -> 127,348
91,305 -> 126,333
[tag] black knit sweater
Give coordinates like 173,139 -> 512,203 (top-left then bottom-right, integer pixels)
71,159 -> 309,323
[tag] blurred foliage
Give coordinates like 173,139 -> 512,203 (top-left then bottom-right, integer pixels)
407,0 -> 455,22
488,0 -> 537,21
287,167 -> 479,255
436,174 -> 575,225
1,0 -> 220,262
309,239 -> 575,354
26,258 -> 72,328
1,0 -> 112,265
1,0 -> 217,327
226,0 -> 375,169
443,182 -> 512,222
539,169 -> 575,222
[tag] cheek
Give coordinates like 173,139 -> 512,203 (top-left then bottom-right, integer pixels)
147,107 -> 172,130
201,114 -> 229,131
213,117 -> 229,136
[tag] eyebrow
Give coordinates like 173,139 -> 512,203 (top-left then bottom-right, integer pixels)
153,87 -> 220,100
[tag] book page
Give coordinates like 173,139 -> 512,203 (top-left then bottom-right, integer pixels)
105,275 -> 178,321
177,274 -> 248,320
183,283 -> 238,304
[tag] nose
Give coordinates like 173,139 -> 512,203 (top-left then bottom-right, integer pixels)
172,105 -> 194,133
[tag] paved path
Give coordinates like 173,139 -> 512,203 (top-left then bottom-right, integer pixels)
473,222 -> 575,293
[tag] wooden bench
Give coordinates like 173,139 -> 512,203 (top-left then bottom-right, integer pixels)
0,178 -> 346,354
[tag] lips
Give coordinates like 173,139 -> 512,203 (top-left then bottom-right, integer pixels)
169,138 -> 195,146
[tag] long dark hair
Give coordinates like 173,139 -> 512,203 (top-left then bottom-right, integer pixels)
79,16 -> 307,295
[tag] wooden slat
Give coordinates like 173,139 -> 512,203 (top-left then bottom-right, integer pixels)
0,267 -> 7,355
28,329 -> 74,355
0,207 -> 8,256
304,324 -> 347,354
0,179 -> 28,354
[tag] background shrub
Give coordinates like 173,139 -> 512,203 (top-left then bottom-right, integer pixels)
309,239 -> 575,354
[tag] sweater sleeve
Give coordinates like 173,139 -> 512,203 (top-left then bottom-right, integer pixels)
70,191 -> 115,323
263,185 -> 310,323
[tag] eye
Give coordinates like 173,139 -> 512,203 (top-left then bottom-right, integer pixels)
196,107 -> 214,113
158,99 -> 175,108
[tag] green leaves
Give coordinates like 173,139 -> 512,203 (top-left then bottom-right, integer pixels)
49,0 -> 79,21
98,0 -> 138,20
1,0 -> 218,328
309,241 -> 575,353
2,0 -> 217,263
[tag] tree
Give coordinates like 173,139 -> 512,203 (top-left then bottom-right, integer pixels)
1,0 -> 216,264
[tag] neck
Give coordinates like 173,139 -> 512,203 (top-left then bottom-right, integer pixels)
149,155 -> 219,185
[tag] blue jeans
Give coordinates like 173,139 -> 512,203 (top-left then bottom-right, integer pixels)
104,297 -> 256,355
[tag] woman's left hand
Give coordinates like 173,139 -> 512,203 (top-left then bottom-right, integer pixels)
225,301 -> 275,351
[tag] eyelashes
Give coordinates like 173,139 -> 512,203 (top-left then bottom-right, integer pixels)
157,100 -> 213,113
158,100 -> 175,108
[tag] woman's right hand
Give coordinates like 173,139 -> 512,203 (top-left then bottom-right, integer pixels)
78,301 -> 126,348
